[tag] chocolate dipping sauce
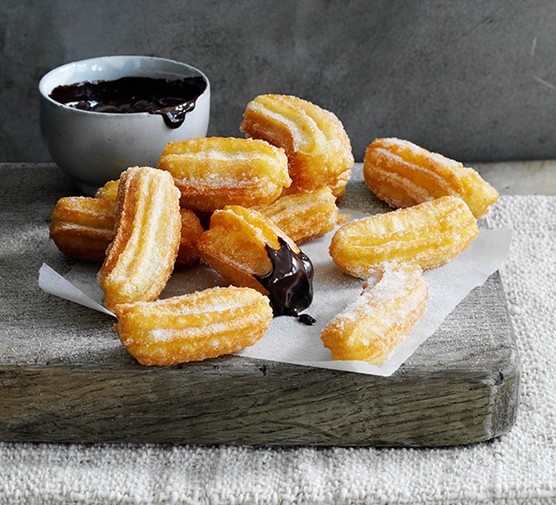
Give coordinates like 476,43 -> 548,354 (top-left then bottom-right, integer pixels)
255,237 -> 314,320
297,313 -> 316,326
49,76 -> 207,128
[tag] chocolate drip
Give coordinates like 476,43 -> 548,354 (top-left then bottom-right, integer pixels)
255,237 -> 314,317
49,76 -> 207,129
297,313 -> 316,326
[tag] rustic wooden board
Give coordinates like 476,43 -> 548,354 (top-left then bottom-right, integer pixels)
0,164 -> 519,447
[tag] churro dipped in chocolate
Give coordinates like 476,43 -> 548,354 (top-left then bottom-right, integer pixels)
197,205 -> 314,316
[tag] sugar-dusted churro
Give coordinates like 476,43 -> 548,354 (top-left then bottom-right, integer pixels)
50,197 -> 115,262
50,196 -> 201,267
114,286 -> 273,365
363,138 -> 499,218
98,166 -> 181,310
177,208 -> 203,266
256,187 -> 340,244
94,179 -> 119,201
240,94 -> 354,193
321,262 -> 428,364
330,196 -> 478,277
157,137 -> 291,212
328,169 -> 351,201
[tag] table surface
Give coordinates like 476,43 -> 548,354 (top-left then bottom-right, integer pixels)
0,163 -> 518,447
474,159 -> 556,195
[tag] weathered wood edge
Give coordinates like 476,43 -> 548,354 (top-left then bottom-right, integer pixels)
0,336 -> 519,447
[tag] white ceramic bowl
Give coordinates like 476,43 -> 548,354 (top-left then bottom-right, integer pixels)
39,55 -> 210,195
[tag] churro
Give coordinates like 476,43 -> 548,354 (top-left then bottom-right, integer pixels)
50,197 -> 114,262
256,187 -> 340,244
98,166 -> 181,310
94,179 -> 119,201
321,262 -> 428,364
240,94 -> 354,192
197,205 -> 314,316
364,138 -> 499,218
330,196 -> 478,277
50,197 -> 201,267
157,137 -> 291,212
114,286 -> 273,365
177,208 -> 203,266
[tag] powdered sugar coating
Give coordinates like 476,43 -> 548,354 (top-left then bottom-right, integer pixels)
321,262 -> 428,364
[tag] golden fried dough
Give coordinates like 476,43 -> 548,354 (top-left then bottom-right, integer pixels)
114,286 -> 273,365
321,262 -> 428,364
50,197 -> 114,262
330,196 -> 478,277
280,168 -> 350,202
364,138 -> 499,218
197,205 -> 313,315
240,94 -> 354,192
50,196 -> 201,267
157,137 -> 291,212
98,166 -> 181,311
93,177 -> 201,266
177,208 -> 203,266
328,169 -> 351,201
256,187 -> 339,244
94,179 -> 119,201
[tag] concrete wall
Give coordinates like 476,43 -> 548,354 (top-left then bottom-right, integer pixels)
1,0 -> 555,162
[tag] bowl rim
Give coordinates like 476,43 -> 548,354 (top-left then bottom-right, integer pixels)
38,55 -> 210,117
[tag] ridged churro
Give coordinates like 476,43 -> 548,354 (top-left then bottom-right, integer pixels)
114,286 -> 273,365
50,197 -> 114,262
98,166 -> 181,311
240,94 -> 354,192
321,262 -> 428,364
157,137 -> 291,212
330,196 -> 478,277
363,138 -> 499,218
50,196 -> 202,267
256,187 -> 340,244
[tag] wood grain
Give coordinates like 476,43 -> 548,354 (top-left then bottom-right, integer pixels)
0,164 -> 519,446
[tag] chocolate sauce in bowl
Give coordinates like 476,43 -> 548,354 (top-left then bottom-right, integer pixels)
255,237 -> 314,318
49,76 -> 207,128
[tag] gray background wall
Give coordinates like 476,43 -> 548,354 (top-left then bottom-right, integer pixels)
1,0 -> 555,163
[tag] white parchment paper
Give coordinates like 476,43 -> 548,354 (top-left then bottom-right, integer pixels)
38,224 -> 511,376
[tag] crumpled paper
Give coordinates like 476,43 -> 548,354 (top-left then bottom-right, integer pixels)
38,223 -> 511,376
